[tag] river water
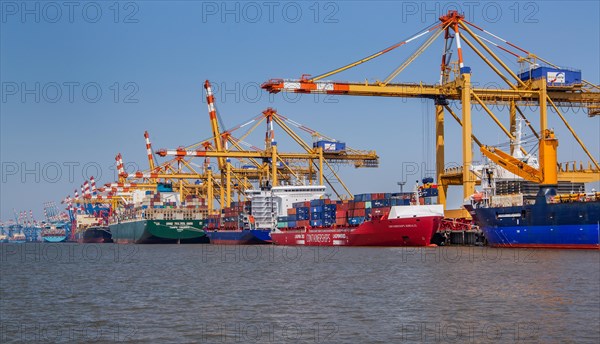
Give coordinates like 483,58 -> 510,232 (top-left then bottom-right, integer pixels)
1,243 -> 599,343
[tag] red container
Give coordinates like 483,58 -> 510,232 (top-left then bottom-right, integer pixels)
336,203 -> 348,211
371,207 -> 390,216
297,220 -> 309,228
336,210 -> 347,218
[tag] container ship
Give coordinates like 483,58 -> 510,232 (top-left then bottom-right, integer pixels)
74,214 -> 113,243
204,185 -> 327,245
465,187 -> 599,249
109,189 -> 209,244
81,226 -> 113,243
7,225 -> 26,243
41,222 -> 70,243
269,181 -> 443,246
464,119 -> 600,249
0,225 -> 15,243
204,211 -> 272,245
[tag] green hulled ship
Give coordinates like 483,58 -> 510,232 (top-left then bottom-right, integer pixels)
109,208 -> 209,244
110,218 -> 208,244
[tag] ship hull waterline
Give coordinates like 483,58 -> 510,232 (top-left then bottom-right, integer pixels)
206,229 -> 272,245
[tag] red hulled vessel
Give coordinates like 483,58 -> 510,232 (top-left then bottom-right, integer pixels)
271,205 -> 443,246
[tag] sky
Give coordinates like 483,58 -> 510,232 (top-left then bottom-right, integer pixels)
1,0 -> 599,221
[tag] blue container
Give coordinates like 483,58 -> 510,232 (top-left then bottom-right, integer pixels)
324,204 -> 336,212
311,220 -> 323,227
157,183 -> 173,192
348,217 -> 365,225
311,212 -> 323,220
297,213 -> 309,221
354,193 -> 372,202
296,207 -> 309,215
287,214 -> 297,221
372,199 -> 389,208
323,219 -> 334,227
311,206 -> 323,213
421,188 -> 439,197
518,66 -> 582,85
323,210 -> 336,219
278,216 -> 288,222
313,140 -> 346,152
288,221 -> 297,228
310,199 -> 325,206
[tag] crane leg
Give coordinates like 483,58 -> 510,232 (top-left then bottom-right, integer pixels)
435,103 -> 447,209
462,72 -> 475,199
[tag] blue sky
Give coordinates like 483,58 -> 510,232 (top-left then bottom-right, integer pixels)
1,0 -> 599,220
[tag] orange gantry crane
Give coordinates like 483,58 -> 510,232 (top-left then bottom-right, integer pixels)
261,10 -> 600,214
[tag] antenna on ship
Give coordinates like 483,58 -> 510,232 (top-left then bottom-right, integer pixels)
397,181 -> 406,193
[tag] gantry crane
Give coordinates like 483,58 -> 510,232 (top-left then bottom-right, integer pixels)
155,106 -> 380,206
261,10 -> 600,215
149,80 -> 380,210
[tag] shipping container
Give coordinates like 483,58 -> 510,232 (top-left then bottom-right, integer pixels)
311,220 -> 323,227
372,199 -> 390,208
518,66 -> 582,85
348,217 -> 365,225
310,199 -> 325,206
324,204 -> 336,212
313,140 -> 346,152
297,213 -> 310,221
311,206 -> 324,213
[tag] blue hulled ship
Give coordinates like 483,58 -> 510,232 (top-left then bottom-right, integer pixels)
465,187 -> 599,249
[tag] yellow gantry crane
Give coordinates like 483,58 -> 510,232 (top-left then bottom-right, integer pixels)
155,107 -> 380,207
261,10 -> 600,214
111,81 -> 380,213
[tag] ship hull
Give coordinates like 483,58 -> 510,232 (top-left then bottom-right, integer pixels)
271,215 -> 441,246
43,236 -> 67,243
109,219 -> 209,244
466,199 -> 600,249
206,229 -> 272,245
81,228 -> 113,244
